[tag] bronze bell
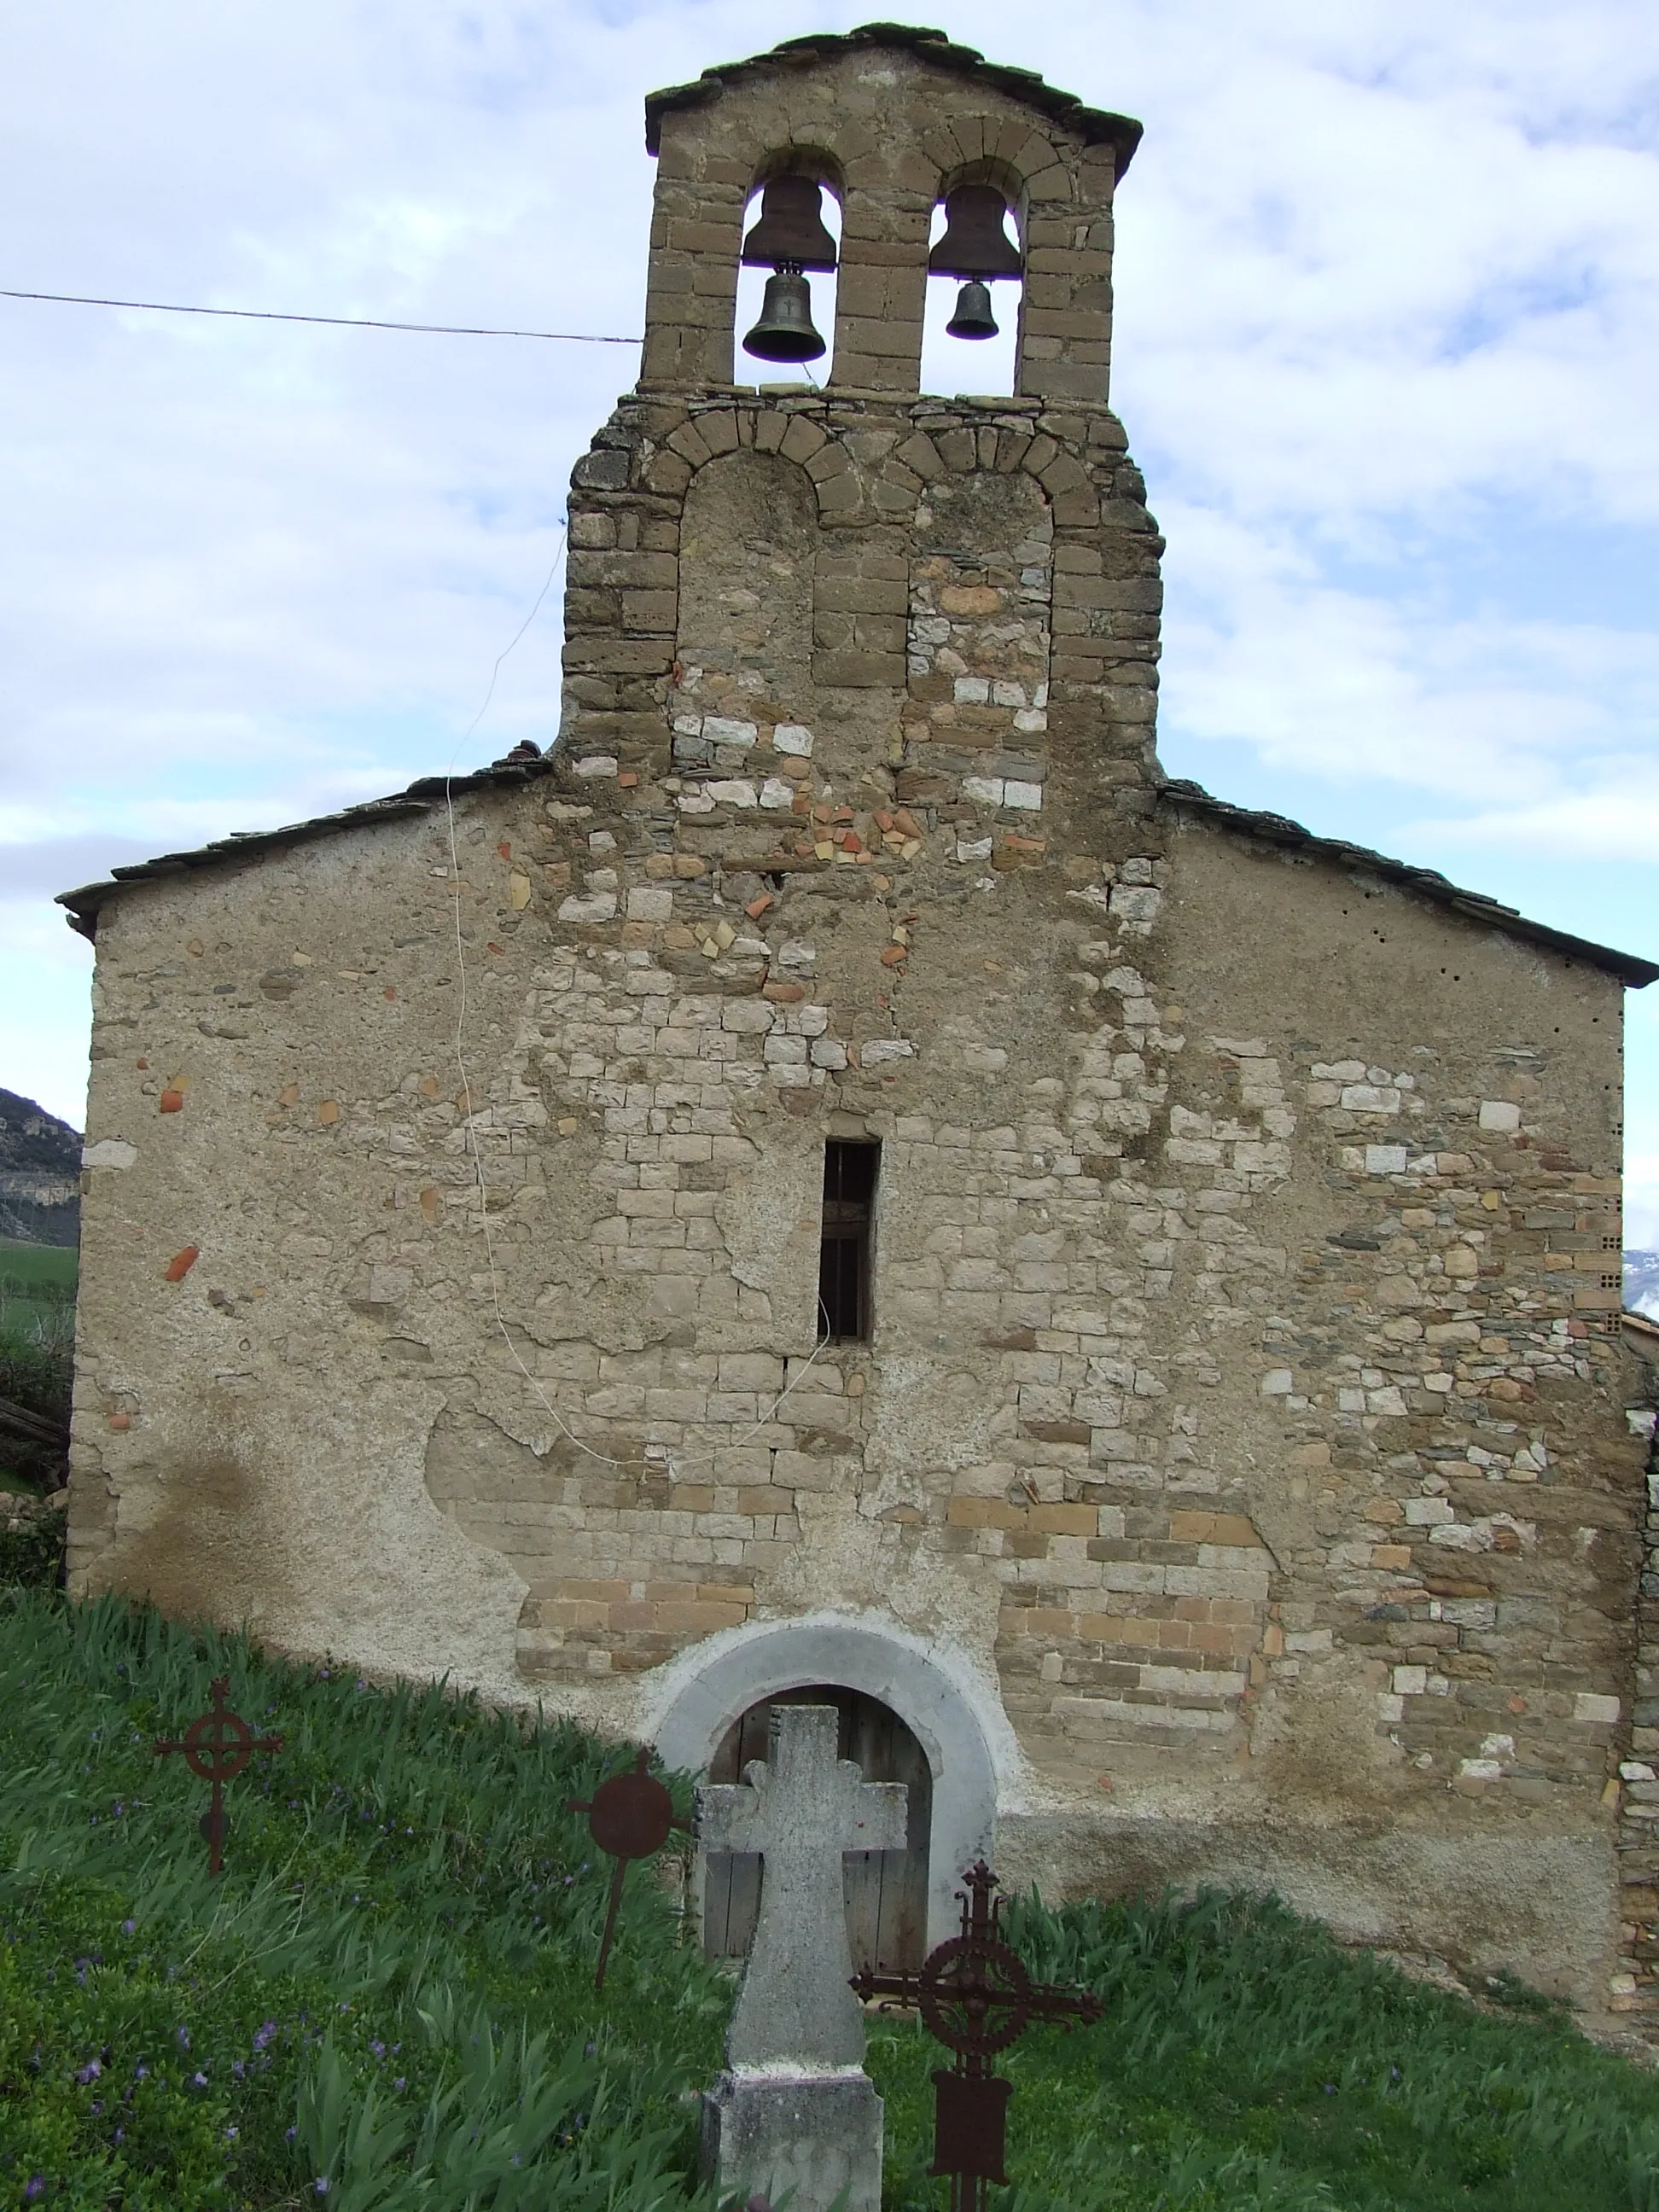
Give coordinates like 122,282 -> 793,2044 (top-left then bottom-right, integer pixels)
741,175 -> 838,272
928,183 -> 1022,280
742,265 -> 827,364
946,278 -> 999,341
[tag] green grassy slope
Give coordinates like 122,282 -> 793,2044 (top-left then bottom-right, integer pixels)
0,1243 -> 78,1295
5,1587 -> 1659,2210
0,1244 -> 75,1499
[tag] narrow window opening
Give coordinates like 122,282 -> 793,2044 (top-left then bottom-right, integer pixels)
819,1139 -> 878,1341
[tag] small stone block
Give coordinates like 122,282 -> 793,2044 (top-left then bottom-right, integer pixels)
701,2070 -> 883,2212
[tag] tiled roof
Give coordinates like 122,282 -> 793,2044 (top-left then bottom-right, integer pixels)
644,23 -> 1144,175
55,752 -> 558,941
1155,777 -> 1658,988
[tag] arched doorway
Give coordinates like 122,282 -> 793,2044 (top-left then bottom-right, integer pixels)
703,1685 -> 933,1971
650,1612 -> 1004,1951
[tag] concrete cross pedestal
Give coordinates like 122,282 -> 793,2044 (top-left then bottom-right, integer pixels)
696,1702 -> 909,2212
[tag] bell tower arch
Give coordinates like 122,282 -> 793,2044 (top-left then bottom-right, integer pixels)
639,24 -> 1141,401
559,29 -> 1161,834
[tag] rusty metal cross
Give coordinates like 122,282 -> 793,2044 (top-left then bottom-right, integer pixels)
851,1861 -> 1103,2212
567,1745 -> 690,1989
153,1676 -> 283,1876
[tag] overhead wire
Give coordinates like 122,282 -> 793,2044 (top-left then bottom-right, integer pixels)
12,271 -> 828,1475
0,287 -> 639,344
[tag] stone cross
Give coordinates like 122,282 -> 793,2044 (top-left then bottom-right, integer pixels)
696,1703 -> 909,2212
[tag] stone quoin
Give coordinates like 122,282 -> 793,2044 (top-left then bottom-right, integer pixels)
57,25 -> 1659,2022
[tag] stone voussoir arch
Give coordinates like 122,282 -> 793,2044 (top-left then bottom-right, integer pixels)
646,1610 -> 1010,1947
655,403 -> 1099,533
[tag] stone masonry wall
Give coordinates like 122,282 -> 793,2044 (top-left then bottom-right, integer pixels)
67,400 -> 1648,2000
64,31 -> 1653,2016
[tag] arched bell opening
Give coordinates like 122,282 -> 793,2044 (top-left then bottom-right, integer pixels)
921,169 -> 1025,399
732,159 -> 843,389
702,1684 -> 934,1972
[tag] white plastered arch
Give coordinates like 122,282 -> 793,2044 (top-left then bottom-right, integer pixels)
647,1610 -> 1008,1948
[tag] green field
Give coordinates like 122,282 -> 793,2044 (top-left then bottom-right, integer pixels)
6,1584 -> 1659,2210
0,1238 -> 78,1295
0,1240 -> 74,1498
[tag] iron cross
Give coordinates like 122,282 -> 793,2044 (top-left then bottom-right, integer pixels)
851,1860 -> 1103,2212
567,1745 -> 690,1989
153,1676 -> 283,1876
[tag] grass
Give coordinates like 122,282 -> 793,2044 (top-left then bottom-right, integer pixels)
0,1243 -> 79,1296
0,1588 -> 726,2209
5,1585 -> 1659,2210
0,1243 -> 75,1500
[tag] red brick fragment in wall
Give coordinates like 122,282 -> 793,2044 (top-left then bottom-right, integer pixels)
159,1089 -> 184,1113
163,1246 -> 200,1282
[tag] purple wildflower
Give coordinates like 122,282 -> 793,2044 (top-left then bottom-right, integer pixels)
193,2070 -> 208,2088
77,2058 -> 102,2084
253,2020 -> 278,2051
176,2025 -> 190,2049
24,2180 -> 45,2199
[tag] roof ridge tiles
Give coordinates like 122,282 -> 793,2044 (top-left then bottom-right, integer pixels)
643,24 -> 1144,172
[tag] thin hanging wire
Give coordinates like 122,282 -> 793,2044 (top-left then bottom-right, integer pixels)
0,288 -> 639,344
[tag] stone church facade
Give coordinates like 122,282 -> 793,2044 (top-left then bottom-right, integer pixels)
61,27 -> 1659,2013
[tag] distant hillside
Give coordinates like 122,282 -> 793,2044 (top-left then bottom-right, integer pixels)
0,1089 -> 80,1248
1628,1250 -> 1659,1320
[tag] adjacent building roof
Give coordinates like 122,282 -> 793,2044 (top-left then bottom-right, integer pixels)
1156,778 -> 1658,988
643,22 -> 1144,176
55,756 -> 1659,988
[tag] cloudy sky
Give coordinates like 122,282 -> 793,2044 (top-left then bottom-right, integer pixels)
3,0 -> 1656,1239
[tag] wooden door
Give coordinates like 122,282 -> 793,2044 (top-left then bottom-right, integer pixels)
702,1685 -> 933,1972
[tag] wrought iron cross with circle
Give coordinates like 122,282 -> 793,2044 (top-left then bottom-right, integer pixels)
153,1676 -> 283,1876
567,1745 -> 690,1989
851,1860 -> 1103,2212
